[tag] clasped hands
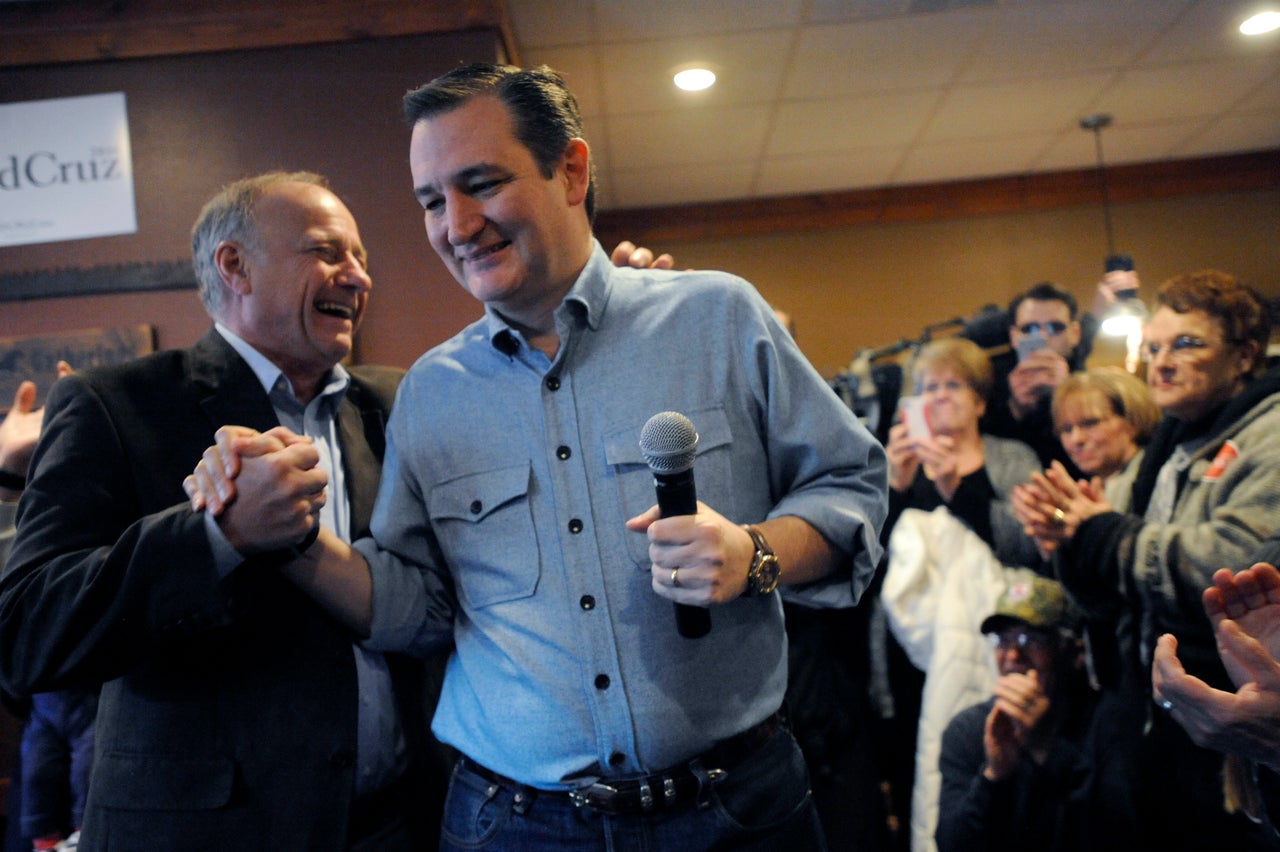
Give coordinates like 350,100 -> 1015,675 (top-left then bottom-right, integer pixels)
1010,461 -> 1112,557
983,669 -> 1051,781
186,425 -> 755,603
184,425 -> 327,556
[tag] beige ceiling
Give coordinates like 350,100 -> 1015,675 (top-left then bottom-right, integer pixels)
505,0 -> 1280,212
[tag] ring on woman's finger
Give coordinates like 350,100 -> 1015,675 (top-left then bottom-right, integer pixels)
671,567 -> 681,588
1052,507 -> 1067,527
1160,699 -> 1174,712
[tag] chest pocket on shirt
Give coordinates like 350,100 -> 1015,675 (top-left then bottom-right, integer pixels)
428,462 -> 540,609
603,407 -> 736,567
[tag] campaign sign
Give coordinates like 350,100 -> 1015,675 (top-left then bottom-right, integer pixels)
0,92 -> 137,248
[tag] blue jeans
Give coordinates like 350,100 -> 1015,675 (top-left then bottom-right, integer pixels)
439,725 -> 826,851
20,689 -> 97,839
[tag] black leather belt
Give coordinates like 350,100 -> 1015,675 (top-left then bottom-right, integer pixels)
461,711 -> 783,817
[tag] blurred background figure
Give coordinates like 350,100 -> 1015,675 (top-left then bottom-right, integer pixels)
1010,269 -> 1280,849
1154,559 -> 1280,835
937,571 -> 1098,852
983,283 -> 1090,478
880,337 -> 1042,852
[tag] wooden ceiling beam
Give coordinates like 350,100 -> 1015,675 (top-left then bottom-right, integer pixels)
0,0 -> 517,68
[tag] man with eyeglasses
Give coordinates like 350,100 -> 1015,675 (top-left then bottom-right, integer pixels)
936,571 -> 1100,852
982,282 -> 1092,478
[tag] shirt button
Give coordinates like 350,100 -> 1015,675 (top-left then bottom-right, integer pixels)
545,376 -> 561,391
580,595 -> 595,610
568,518 -> 583,534
609,752 -> 625,767
594,674 -> 610,690
556,445 -> 572,460
470,500 -> 482,515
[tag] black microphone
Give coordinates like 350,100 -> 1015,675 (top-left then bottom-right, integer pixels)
639,411 -> 712,639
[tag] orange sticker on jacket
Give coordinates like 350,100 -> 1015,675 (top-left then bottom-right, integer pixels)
1203,440 -> 1239,481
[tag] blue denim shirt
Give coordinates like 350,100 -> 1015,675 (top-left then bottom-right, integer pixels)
359,242 -> 886,788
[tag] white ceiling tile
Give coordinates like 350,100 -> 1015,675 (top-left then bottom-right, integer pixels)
1140,0 -> 1280,64
767,90 -> 942,156
498,0 -> 1280,211
1035,122 -> 1184,171
755,148 -> 903,195
508,0 -> 597,49
893,133 -> 1061,184
1097,57 -> 1280,123
593,0 -> 804,40
961,0 -> 1194,83
920,72 -> 1117,142
608,105 -> 772,168
784,12 -> 991,98
595,31 -> 793,114
1171,109 -> 1280,158
608,162 -> 757,208
802,0 -> 912,25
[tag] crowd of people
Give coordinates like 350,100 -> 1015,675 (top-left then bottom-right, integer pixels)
0,60 -> 1277,852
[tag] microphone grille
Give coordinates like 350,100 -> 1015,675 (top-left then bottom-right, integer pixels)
639,411 -> 699,474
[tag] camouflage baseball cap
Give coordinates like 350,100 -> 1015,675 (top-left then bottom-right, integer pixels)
980,571 -> 1079,635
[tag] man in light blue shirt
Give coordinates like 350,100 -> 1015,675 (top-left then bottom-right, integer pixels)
205,65 -> 887,850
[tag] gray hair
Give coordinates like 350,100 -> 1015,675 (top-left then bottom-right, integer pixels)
190,171 -> 329,317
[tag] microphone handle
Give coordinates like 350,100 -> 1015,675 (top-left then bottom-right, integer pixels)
654,471 -> 712,639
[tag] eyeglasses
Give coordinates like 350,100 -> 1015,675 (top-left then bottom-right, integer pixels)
920,379 -> 970,395
1017,321 -> 1069,337
989,628 -> 1055,653
1144,335 -> 1215,361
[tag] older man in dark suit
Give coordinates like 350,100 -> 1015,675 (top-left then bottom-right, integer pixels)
0,172 -> 450,851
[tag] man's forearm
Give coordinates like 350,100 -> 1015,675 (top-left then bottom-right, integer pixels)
757,515 -> 845,587
281,526 -> 373,635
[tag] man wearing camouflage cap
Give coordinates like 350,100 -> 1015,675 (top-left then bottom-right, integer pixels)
936,571 -> 1101,851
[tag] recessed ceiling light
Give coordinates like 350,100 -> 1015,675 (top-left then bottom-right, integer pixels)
1240,10 -> 1280,35
673,67 -> 716,91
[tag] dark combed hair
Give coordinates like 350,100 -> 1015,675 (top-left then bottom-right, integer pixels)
403,63 -> 596,223
1156,269 -> 1271,374
1008,281 -> 1079,321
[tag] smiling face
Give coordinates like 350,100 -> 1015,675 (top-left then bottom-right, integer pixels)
409,95 -> 593,335
1144,306 -> 1257,422
1055,390 -> 1140,478
221,181 -> 371,396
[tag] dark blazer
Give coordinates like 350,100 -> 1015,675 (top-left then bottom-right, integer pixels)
0,330 -> 440,850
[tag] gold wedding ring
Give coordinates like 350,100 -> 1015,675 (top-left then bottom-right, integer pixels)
1052,507 -> 1067,527
671,567 -> 681,588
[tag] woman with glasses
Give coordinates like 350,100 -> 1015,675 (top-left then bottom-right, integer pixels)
880,337 -> 1043,852
1011,269 -> 1280,849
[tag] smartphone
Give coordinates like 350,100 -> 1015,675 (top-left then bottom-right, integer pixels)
1014,334 -> 1048,362
899,395 -> 931,440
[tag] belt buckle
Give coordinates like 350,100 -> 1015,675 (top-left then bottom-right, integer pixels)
569,780 -> 621,812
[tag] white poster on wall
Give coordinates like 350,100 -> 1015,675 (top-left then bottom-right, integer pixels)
0,92 -> 137,248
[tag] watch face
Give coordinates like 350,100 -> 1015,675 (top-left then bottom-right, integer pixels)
754,554 -> 781,595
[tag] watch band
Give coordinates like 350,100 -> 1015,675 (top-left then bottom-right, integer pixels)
741,524 -> 781,597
